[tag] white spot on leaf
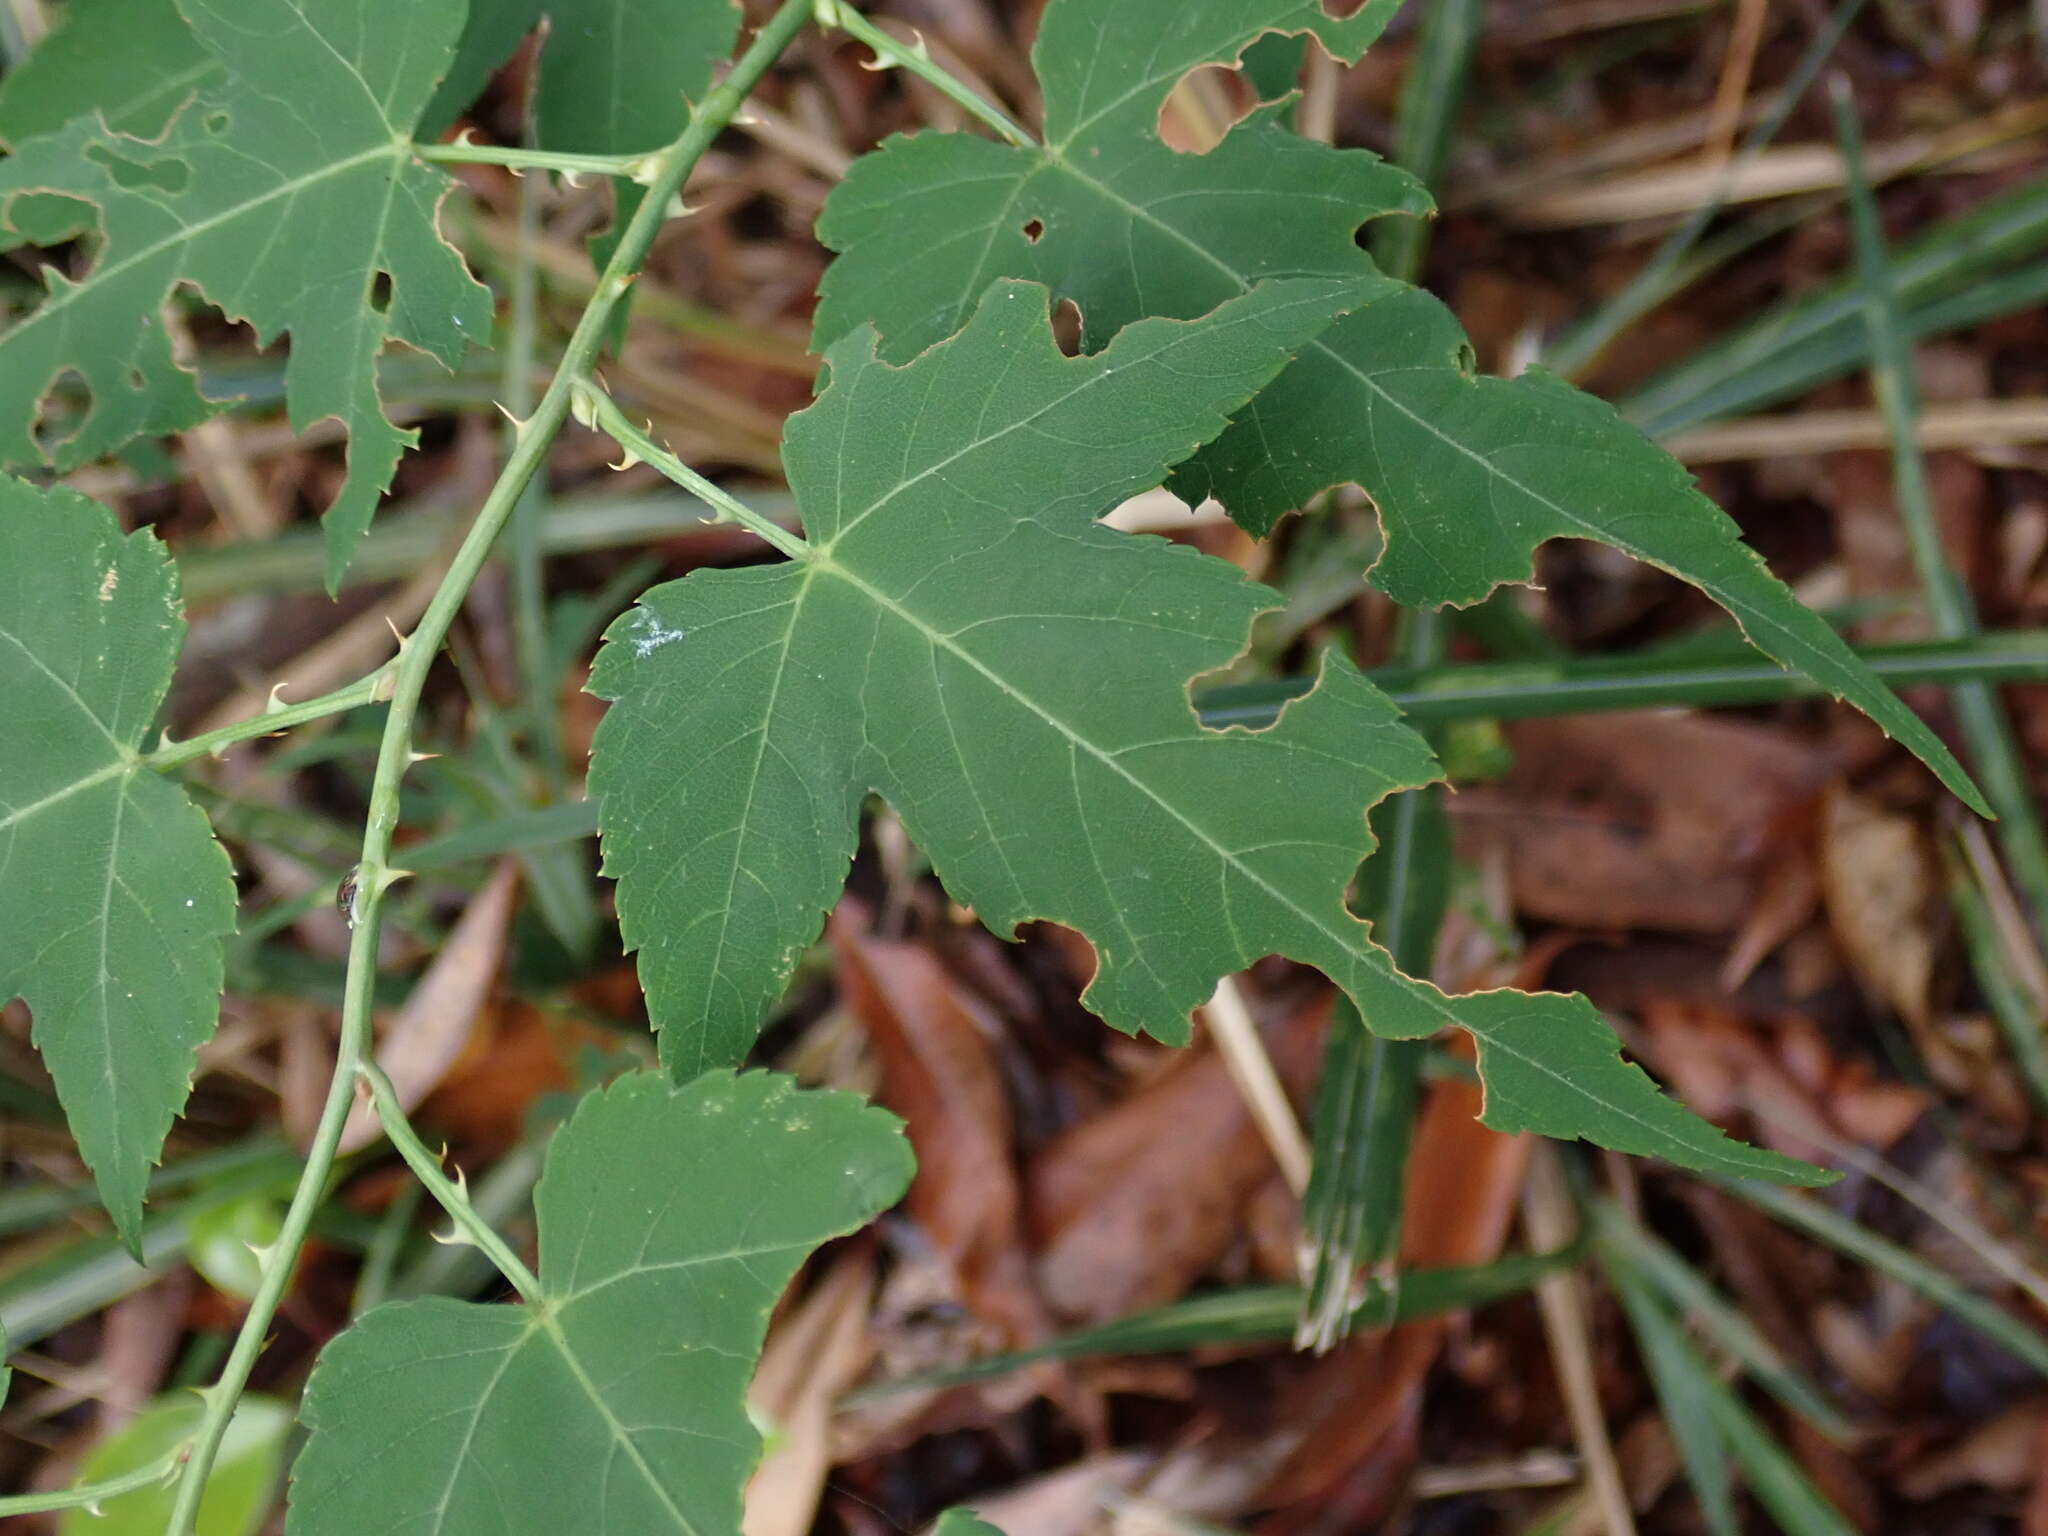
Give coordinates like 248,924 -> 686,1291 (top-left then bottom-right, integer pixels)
629,609 -> 687,658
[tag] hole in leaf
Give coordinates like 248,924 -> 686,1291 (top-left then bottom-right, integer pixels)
1157,63 -> 1254,153
1050,297 -> 1084,357
1322,0 -> 1373,17
163,280 -> 271,406
32,368 -> 92,462
205,111 -> 231,135
1240,31 -> 1310,99
368,271 -> 393,314
5,190 -> 97,247
1021,217 -> 1044,244
85,144 -> 190,195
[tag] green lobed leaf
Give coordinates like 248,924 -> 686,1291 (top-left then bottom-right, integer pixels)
287,1069 -> 913,1535
935,1514 -> 1006,1536
591,279 -> 1822,1184
0,0 -> 220,145
812,0 -> 1986,815
0,478 -> 237,1246
0,0 -> 494,588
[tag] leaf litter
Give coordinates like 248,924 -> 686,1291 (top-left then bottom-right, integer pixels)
6,1 -> 2048,1531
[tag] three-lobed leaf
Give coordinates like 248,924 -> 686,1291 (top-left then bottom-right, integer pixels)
287,1069 -> 913,1535
814,0 -> 1985,814
0,477 -> 237,1246
0,0 -> 492,587
592,279 -> 1819,1183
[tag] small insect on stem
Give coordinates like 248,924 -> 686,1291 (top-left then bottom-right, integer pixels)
337,867 -> 363,929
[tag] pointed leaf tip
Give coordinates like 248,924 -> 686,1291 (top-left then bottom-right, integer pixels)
814,0 -> 1988,821
0,478 -> 235,1246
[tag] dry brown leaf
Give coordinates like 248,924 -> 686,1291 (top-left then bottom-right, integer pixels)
1454,713 -> 1833,935
340,861 -> 520,1154
1403,1033 -> 1533,1271
831,902 -> 1045,1346
935,1451 -> 1151,1536
1818,783 -> 1938,1029
1898,1399 -> 2047,1498
415,1001 -> 599,1161
1720,826 -> 1822,991
92,1275 -> 192,1431
1255,1034 -> 1531,1518
1819,448 -> 1987,645
2024,1413 -> 2048,1535
1026,999 -> 1325,1325
1641,1000 -> 1928,1163
745,1256 -> 877,1536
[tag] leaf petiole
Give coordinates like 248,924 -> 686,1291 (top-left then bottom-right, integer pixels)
813,0 -> 1034,147
573,377 -> 810,559
147,661 -> 398,771
354,1061 -> 542,1303
417,141 -> 660,182
0,1441 -> 186,1516
161,3 -> 821,1528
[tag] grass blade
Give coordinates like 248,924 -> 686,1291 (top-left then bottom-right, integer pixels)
1593,1201 -> 1852,1438
1603,1249 -> 1742,1536
1542,0 -> 1870,379
1836,76 -> 2048,1085
1369,0 -> 1484,284
1719,1177 -> 2048,1377
853,1245 -> 1574,1400
1623,178 -> 2048,435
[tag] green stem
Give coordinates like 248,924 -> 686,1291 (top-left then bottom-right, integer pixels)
1368,0 -> 1481,284
356,1061 -> 542,1302
1720,1176 -> 2048,1377
418,141 -> 656,178
575,381 -> 811,559
160,5 -> 818,1527
0,1444 -> 186,1516
1837,82 -> 2048,923
816,0 -> 1032,147
146,662 -> 395,771
180,488 -> 800,601
1541,0 -> 1869,379
1200,630 -> 2048,728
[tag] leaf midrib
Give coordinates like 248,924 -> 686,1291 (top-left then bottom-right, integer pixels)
797,547 -> 1709,1163
1023,146 -> 1951,797
535,1311 -> 700,1534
